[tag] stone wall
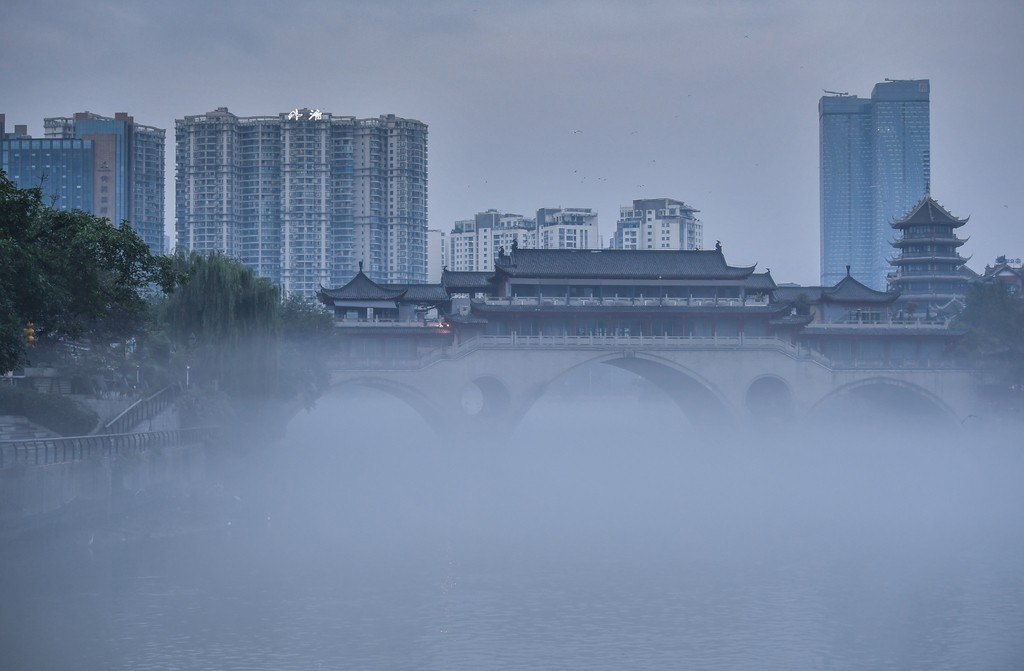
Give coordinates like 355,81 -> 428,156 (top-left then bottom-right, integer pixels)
0,442 -> 207,540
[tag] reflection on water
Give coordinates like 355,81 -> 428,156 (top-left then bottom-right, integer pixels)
2,391 -> 1024,670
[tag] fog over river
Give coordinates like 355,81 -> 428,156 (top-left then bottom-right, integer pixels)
3,373 -> 1024,670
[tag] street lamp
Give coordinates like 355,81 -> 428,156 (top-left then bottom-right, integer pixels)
186,365 -> 191,389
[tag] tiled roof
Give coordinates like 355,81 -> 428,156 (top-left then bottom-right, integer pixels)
398,284 -> 449,302
774,275 -> 899,305
773,285 -> 822,303
493,248 -> 756,280
744,271 -> 777,292
441,270 -> 496,291
822,274 -> 900,304
892,194 -> 968,228
318,271 -> 406,301
317,270 -> 448,303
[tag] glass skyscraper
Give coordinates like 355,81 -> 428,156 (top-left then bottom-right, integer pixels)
0,112 -> 166,255
819,79 -> 930,290
175,108 -> 428,297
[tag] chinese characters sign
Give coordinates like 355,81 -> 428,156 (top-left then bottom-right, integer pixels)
287,108 -> 324,121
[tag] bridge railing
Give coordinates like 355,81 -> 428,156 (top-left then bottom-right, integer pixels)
0,426 -> 221,469
479,296 -> 770,308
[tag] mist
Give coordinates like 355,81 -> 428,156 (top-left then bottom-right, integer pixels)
3,363 -> 1022,670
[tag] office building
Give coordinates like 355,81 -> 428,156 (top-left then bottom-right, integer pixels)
175,107 -> 427,296
612,198 -> 703,250
820,79 -> 930,290
1,112 -> 165,254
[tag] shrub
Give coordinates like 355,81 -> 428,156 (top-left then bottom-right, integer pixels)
0,385 -> 98,436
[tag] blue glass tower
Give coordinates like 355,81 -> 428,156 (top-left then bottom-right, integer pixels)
1,112 -> 165,254
1,115 -> 94,212
820,80 -> 930,290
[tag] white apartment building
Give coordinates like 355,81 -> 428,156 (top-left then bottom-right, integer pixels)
612,198 -> 702,251
448,210 -> 535,271
176,107 -> 427,297
426,228 -> 446,282
536,207 -> 601,250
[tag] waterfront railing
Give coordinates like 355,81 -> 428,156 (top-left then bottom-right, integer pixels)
100,384 -> 180,435
0,426 -> 220,469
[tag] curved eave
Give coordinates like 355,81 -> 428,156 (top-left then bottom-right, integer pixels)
891,220 -> 967,229
891,237 -> 966,248
891,273 -> 970,283
890,255 -> 968,266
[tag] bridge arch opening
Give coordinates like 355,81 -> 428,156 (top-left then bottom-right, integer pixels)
296,378 -> 448,438
460,375 -> 511,418
513,353 -> 735,439
810,377 -> 959,428
745,375 -> 795,423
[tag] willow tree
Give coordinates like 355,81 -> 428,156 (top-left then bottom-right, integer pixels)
155,250 -> 281,397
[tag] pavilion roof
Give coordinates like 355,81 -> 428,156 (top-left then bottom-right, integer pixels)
744,270 -> 777,292
773,271 -> 899,305
822,272 -> 900,304
317,269 -> 406,302
892,194 -> 968,228
317,269 -> 448,304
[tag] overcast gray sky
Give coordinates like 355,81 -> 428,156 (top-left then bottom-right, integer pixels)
3,0 -> 1022,284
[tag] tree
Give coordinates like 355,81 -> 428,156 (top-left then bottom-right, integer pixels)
153,250 -> 281,397
0,170 -> 179,373
957,281 -> 1024,406
278,293 -> 335,398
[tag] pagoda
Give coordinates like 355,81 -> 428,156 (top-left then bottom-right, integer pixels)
889,191 -> 972,314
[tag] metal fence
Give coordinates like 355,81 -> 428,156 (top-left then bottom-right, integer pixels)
101,384 -> 180,435
0,426 -> 220,469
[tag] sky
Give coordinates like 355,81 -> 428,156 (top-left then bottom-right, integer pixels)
2,0 -> 1022,285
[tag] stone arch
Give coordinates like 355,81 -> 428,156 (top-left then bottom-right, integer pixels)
511,351 -> 736,429
324,375 -> 452,436
809,376 -> 959,425
460,375 -> 512,418
745,375 -> 795,423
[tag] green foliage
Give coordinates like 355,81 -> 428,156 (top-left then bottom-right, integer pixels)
0,170 -> 180,373
278,294 -> 334,398
280,294 -> 334,341
154,250 -> 281,396
0,385 -> 99,436
957,282 -> 1024,394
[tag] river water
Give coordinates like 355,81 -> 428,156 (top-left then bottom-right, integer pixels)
2,390 -> 1024,670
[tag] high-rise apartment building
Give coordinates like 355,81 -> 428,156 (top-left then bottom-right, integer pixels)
820,79 -> 930,290
175,107 -> 427,296
535,207 -> 600,250
426,228 -> 446,283
612,198 -> 703,250
1,112 -> 165,254
448,210 -> 534,272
